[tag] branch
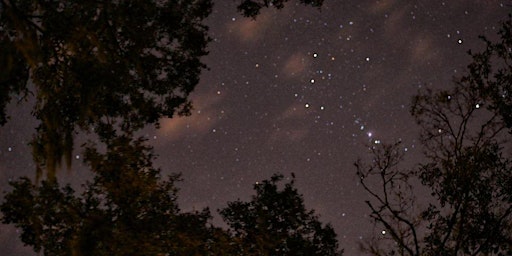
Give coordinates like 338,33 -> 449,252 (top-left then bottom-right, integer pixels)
5,0 -> 45,34
357,145 -> 421,255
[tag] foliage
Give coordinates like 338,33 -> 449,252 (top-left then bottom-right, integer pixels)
0,1 -> 331,255
0,0 -> 212,179
1,135 -> 222,256
357,15 -> 512,256
236,0 -> 323,18
220,173 -> 343,256
2,151 -> 344,255
0,0 -> 326,181
464,15 -> 512,130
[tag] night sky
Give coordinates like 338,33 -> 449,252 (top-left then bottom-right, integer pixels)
0,1 -> 510,255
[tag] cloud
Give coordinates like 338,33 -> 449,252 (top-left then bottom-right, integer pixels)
280,103 -> 306,119
157,92 -> 225,141
410,36 -> 435,62
369,0 -> 399,14
226,11 -> 273,42
268,104 -> 309,143
282,53 -> 309,77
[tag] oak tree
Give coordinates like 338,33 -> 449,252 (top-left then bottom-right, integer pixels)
0,0 -> 212,179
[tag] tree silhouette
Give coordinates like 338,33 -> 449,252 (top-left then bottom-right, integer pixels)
236,0 -> 324,18
357,15 -> 512,256
464,16 -> 512,130
0,1 -> 328,255
0,0 -> 325,182
1,134 -> 226,256
0,0 -> 212,179
220,173 -> 343,256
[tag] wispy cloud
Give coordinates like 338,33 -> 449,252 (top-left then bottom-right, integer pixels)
157,92 -> 226,141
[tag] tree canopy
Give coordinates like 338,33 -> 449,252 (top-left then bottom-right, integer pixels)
0,0 -> 326,182
0,0 -> 213,179
1,135 -> 222,256
0,1 -> 342,255
220,173 -> 344,256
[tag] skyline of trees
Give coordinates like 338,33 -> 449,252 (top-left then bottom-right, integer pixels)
0,1 -> 341,255
1,0 -> 512,255
2,136 -> 340,255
